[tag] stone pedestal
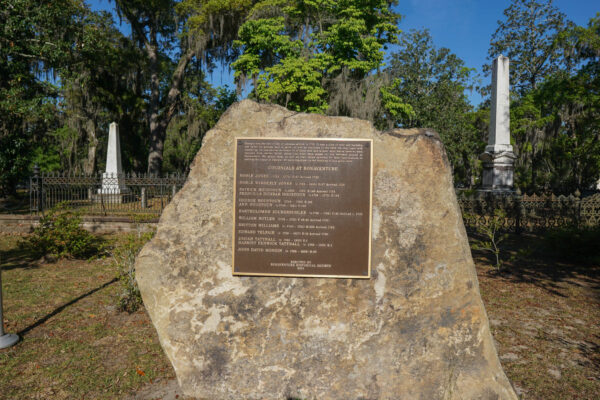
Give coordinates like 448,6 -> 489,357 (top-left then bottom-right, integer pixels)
90,192 -> 133,204
99,172 -> 129,195
480,150 -> 517,191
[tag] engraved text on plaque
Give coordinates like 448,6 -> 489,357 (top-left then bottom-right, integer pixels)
233,138 -> 372,278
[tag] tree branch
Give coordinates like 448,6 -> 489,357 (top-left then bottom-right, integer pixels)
114,1 -> 150,49
163,47 -> 196,125
12,52 -> 48,61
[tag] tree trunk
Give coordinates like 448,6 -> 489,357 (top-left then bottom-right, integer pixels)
147,31 -> 163,174
147,127 -> 164,174
116,2 -> 195,175
147,44 -> 194,174
83,118 -> 97,175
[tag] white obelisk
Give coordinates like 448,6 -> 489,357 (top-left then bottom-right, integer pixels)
480,55 -> 516,191
100,122 -> 128,194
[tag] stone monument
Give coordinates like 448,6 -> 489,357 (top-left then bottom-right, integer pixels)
135,100 -> 517,399
480,55 -> 516,191
98,122 -> 128,201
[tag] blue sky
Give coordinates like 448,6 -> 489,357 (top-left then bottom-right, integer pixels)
89,0 -> 599,106
398,0 -> 598,104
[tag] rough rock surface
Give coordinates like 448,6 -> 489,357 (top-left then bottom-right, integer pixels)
136,100 -> 517,400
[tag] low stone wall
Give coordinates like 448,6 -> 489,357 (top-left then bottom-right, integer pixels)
0,214 -> 157,235
0,215 -> 38,234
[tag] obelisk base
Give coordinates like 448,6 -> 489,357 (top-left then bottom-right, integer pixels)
480,150 -> 516,191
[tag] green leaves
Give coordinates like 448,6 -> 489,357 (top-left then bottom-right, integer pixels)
232,0 -> 400,113
506,14 -> 600,192
1,0 -> 596,195
0,0 -> 83,193
386,29 -> 480,186
485,2 -> 599,192
379,80 -> 413,120
487,0 -> 570,94
254,54 -> 330,112
313,1 -> 395,76
469,209 -> 509,270
22,203 -> 105,260
113,231 -> 155,313
232,17 -> 303,78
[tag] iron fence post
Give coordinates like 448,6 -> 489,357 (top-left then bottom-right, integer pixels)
575,189 -> 581,229
33,164 -> 43,214
515,189 -> 522,235
160,178 -> 164,210
515,188 -> 522,235
29,169 -> 33,213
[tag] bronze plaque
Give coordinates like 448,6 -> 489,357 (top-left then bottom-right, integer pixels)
232,138 -> 372,278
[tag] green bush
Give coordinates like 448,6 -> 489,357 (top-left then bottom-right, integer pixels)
112,230 -> 154,313
23,203 -> 104,259
542,226 -> 600,264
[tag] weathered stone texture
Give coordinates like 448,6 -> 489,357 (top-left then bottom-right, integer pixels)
136,100 -> 517,400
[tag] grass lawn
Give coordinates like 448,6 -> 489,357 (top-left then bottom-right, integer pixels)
0,234 -> 175,399
0,231 -> 599,399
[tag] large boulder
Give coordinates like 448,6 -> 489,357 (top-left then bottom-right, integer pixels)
136,100 -> 517,400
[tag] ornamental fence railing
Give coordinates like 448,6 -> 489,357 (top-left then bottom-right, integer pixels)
27,167 -> 600,231
457,189 -> 600,233
29,166 -> 187,217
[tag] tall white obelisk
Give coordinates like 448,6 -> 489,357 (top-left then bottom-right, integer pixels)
480,55 -> 516,191
100,122 -> 128,194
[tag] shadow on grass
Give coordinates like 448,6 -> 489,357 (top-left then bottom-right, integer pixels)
0,243 -> 40,271
17,277 -> 118,337
469,231 -> 600,298
588,335 -> 600,371
552,334 -> 600,371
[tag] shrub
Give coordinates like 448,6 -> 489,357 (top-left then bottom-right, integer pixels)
112,229 -> 154,313
469,209 -> 509,270
23,203 -> 103,259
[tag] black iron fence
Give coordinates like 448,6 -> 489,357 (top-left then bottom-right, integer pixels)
29,166 -> 187,216
27,166 -> 600,231
457,189 -> 600,233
